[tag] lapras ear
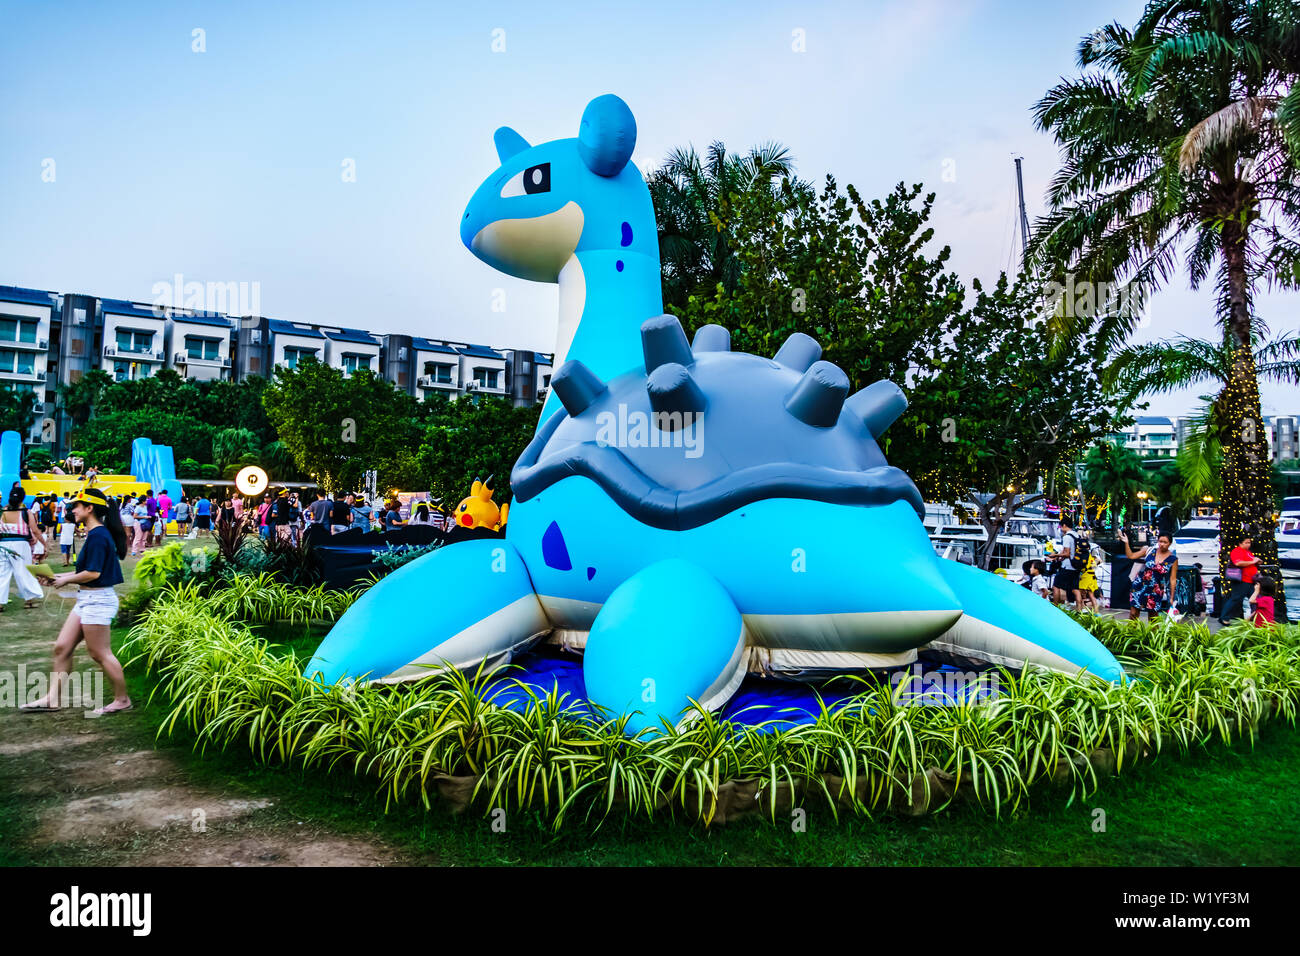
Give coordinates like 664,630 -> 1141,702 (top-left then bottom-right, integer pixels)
494,127 -> 531,163
577,94 -> 636,177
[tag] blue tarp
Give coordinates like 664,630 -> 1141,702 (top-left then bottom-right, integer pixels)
483,647 -> 1001,731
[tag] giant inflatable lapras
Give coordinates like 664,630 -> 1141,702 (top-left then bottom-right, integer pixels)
306,95 -> 1124,733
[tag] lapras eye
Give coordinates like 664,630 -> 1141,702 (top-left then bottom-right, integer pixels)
500,163 -> 550,198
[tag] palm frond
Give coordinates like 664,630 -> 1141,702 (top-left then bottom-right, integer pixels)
1180,96 -> 1278,171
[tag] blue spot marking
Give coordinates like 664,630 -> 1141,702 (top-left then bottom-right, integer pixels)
542,521 -> 572,571
616,260 -> 624,272
620,222 -> 632,247
586,566 -> 596,581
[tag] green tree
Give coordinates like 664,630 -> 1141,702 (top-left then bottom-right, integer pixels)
649,142 -> 799,311
259,440 -> 302,481
212,427 -> 261,471
204,376 -> 276,446
674,178 -> 968,484
417,397 -> 541,511
23,447 -> 53,471
1108,331 -> 1300,511
56,369 -> 113,427
906,273 -> 1121,566
1150,459 -> 1199,521
72,409 -> 216,473
0,387 -> 38,437
262,360 -> 423,493
1083,442 -> 1152,531
1029,0 -> 1300,570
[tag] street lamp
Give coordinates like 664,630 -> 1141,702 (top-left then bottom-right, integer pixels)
1137,491 -> 1149,526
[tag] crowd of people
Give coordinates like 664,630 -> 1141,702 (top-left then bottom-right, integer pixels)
8,481 -> 447,716
103,487 -> 447,552
1016,516 -> 1276,627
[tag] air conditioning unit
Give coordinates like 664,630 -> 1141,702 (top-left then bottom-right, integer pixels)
397,347 -> 408,361
250,329 -> 262,344
72,308 -> 86,326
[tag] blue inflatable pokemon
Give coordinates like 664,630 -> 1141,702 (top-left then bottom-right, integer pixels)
306,94 -> 1124,734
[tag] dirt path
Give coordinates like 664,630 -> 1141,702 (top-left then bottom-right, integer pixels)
0,547 -> 409,866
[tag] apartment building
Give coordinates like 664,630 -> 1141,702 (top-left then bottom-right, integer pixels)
0,284 -> 556,451
0,285 -> 56,444
1108,416 -> 1178,459
1177,412 -> 1300,463
1273,415 -> 1299,461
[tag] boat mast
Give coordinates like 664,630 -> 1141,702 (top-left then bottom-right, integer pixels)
1014,155 -> 1047,504
1014,156 -> 1031,262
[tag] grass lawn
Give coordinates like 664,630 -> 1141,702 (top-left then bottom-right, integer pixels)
94,619 -> 1300,867
3,544 -> 1295,868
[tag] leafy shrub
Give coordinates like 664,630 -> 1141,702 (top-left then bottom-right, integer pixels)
214,513 -> 256,565
126,596 -> 1300,829
229,530 -> 323,587
373,542 -> 443,572
132,543 -> 186,588
24,448 -> 53,471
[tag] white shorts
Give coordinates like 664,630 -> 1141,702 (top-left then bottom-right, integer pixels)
76,588 -> 120,626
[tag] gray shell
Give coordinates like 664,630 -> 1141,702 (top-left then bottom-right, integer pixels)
511,315 -> 922,531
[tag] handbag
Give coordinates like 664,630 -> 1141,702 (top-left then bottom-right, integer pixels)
1225,566 -> 1243,582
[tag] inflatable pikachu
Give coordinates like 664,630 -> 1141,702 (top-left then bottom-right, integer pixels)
453,477 -> 508,531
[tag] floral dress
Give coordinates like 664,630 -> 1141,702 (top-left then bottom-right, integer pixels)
1130,547 -> 1176,612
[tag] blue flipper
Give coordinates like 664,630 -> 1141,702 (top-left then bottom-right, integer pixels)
305,539 -> 549,684
582,558 -> 747,735
929,559 -> 1124,682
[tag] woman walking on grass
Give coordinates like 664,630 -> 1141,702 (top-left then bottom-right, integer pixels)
0,486 -> 47,610
20,487 -> 131,716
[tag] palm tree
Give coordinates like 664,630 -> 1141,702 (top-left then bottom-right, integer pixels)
56,368 -> 113,427
1083,442 -> 1151,531
1028,0 -> 1300,569
1107,330 -> 1300,500
648,142 -> 798,311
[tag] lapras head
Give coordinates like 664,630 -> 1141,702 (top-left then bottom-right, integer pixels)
461,94 -> 655,282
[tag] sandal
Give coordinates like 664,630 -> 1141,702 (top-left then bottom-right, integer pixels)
88,702 -> 134,717
19,702 -> 60,712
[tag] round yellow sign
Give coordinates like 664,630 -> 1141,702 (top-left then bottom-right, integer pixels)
235,466 -> 269,497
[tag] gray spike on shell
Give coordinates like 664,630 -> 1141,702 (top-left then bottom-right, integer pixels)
846,380 -> 907,437
691,324 -> 731,353
772,332 -> 822,372
552,359 -> 607,417
647,362 -> 705,428
641,314 -> 695,372
784,360 -> 849,427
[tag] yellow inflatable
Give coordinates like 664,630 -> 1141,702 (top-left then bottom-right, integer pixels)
453,479 -> 508,531
23,473 -> 152,498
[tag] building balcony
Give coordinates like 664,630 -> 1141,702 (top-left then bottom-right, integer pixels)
0,338 -> 49,351
0,367 -> 43,383
105,345 -> 164,362
417,376 -> 457,389
174,352 -> 231,368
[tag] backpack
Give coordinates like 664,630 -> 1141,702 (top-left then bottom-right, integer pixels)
1072,534 -> 1091,567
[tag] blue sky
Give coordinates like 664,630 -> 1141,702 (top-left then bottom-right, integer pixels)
2,0 -> 1295,418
